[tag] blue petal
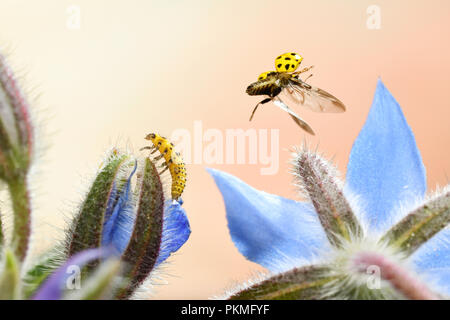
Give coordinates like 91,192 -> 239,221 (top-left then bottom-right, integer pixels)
345,80 -> 426,231
207,168 -> 329,272
410,228 -> 450,296
155,200 -> 191,266
102,162 -> 137,254
33,248 -> 112,300
103,181 -> 118,224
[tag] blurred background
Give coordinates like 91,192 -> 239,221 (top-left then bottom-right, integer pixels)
0,0 -> 449,299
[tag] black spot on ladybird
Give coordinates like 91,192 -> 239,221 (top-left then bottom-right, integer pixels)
291,53 -> 296,55
285,64 -> 290,70
285,57 -> 291,60
277,63 -> 282,68
276,56 -> 282,60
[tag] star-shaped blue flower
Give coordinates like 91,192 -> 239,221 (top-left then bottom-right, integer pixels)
33,155 -> 191,300
208,80 -> 450,299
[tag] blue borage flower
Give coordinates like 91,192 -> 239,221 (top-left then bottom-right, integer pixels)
100,159 -> 191,266
208,79 -> 450,299
54,151 -> 191,299
31,154 -> 191,300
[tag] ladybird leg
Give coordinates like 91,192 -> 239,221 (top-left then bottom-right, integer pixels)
293,65 -> 314,77
299,65 -> 314,74
154,153 -> 164,160
159,166 -> 169,175
159,162 -> 168,169
249,97 -> 272,121
139,146 -> 153,151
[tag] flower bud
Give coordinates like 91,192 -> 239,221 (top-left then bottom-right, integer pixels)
0,53 -> 33,182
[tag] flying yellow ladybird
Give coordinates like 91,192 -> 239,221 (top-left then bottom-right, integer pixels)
141,133 -> 186,202
246,52 -> 346,135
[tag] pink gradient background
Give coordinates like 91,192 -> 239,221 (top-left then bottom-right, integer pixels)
0,0 -> 449,299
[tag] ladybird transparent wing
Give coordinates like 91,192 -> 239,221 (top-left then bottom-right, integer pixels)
282,79 -> 346,113
273,99 -> 315,135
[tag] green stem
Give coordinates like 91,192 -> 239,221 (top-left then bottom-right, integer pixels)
0,250 -> 21,299
8,175 -> 31,262
0,211 -> 4,248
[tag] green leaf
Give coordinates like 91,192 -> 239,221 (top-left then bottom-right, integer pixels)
381,189 -> 450,255
115,157 -> 165,299
22,247 -> 65,299
0,249 -> 21,299
228,265 -> 337,300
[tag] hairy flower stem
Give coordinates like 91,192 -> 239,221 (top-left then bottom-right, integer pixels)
0,212 -> 4,248
8,175 -> 31,262
353,252 -> 439,300
228,266 -> 339,300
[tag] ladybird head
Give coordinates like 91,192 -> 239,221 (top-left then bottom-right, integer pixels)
145,133 -> 160,145
275,52 -> 303,73
145,133 -> 156,140
257,71 -> 277,81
